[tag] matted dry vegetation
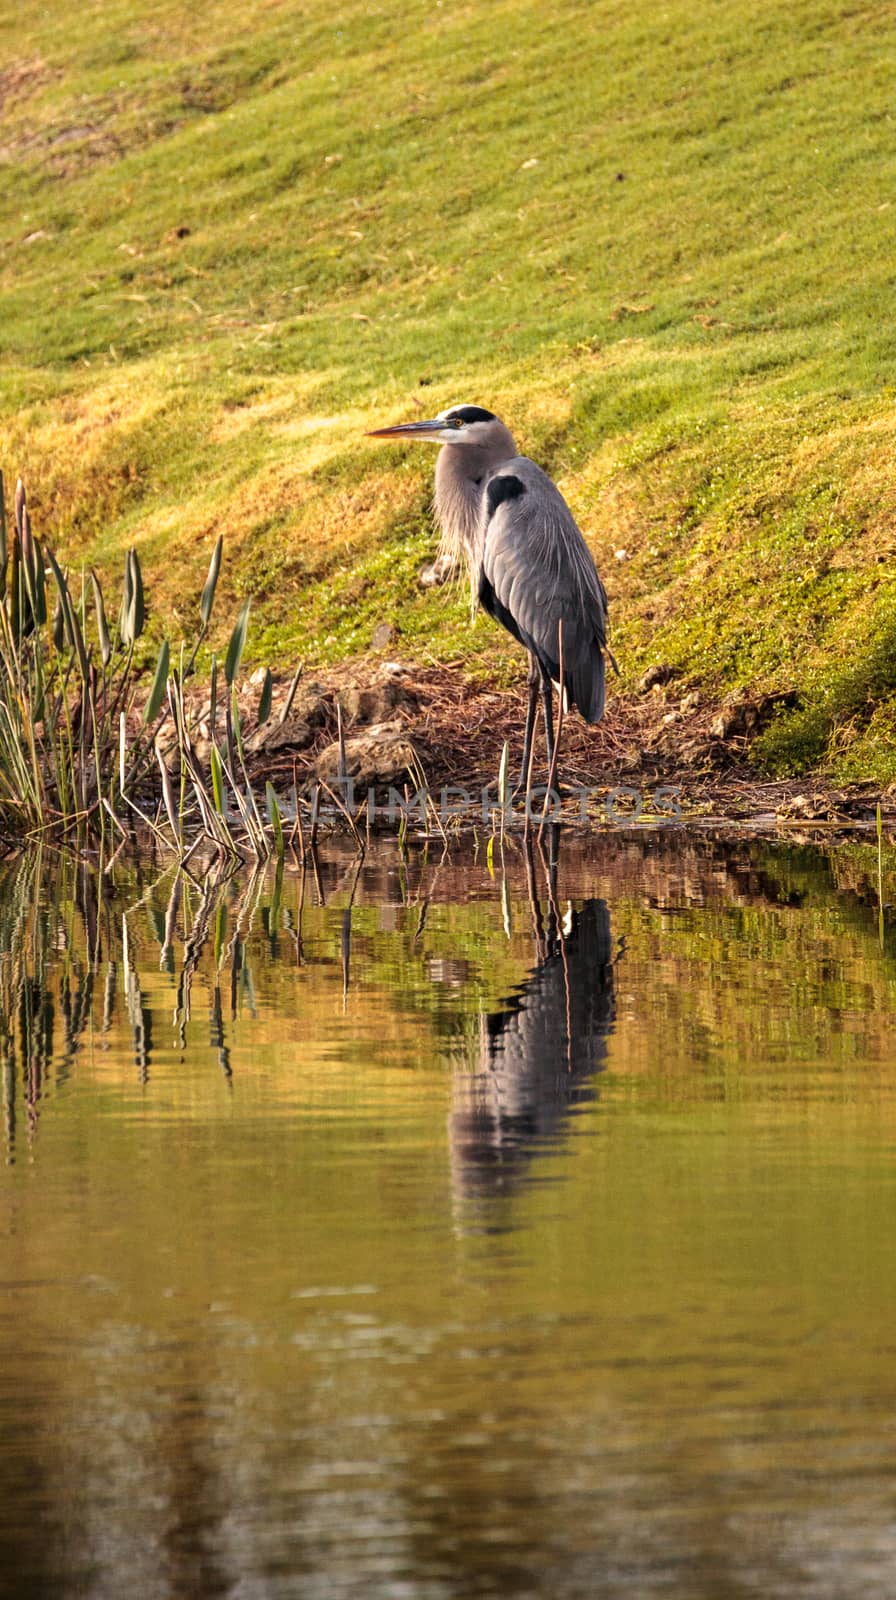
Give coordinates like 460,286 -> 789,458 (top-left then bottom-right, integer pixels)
235,656 -> 886,833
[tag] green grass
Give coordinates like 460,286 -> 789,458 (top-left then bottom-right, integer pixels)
3,0 -> 896,777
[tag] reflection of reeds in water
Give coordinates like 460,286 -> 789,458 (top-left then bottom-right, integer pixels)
0,840 -> 530,1164
0,854 -> 94,1157
0,839 -> 412,1165
0,854 -> 268,1160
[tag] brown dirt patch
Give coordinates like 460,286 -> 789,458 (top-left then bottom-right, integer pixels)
0,58 -> 58,111
237,659 -> 884,832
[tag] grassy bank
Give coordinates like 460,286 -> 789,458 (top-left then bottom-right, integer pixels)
2,0 -> 896,780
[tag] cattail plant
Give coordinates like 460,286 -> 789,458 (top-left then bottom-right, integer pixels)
0,471 -> 292,859
0,473 -> 160,838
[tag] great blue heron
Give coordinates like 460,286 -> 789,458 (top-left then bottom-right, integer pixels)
368,404 -> 613,790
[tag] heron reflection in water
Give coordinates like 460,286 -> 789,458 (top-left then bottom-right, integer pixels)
447,837 -> 617,1213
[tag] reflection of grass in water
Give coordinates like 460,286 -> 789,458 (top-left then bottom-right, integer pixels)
4,835 -> 896,1166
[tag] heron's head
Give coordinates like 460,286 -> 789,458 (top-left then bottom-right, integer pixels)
367,404 -> 505,448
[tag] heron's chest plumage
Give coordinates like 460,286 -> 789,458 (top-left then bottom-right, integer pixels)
433,455 -> 485,554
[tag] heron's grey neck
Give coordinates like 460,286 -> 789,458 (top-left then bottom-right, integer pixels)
433,424 -> 517,596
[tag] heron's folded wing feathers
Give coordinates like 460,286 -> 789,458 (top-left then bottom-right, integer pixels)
480,459 -> 610,723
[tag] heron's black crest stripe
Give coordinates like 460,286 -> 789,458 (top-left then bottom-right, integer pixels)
485,474 -> 526,520
444,405 -> 496,424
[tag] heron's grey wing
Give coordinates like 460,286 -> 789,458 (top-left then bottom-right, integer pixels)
479,458 -> 610,722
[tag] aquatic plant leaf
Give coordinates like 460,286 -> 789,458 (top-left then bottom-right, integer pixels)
52,593 -> 65,651
46,547 -> 73,645
67,596 -> 90,680
210,742 -> 226,813
125,549 -> 145,643
209,652 -> 218,743
90,570 -> 112,667
156,748 -> 180,841
118,551 -> 133,644
224,600 -> 250,685
200,535 -> 223,628
258,667 -> 273,726
25,534 -> 47,629
45,546 -> 88,675
266,781 -> 284,857
143,639 -> 170,724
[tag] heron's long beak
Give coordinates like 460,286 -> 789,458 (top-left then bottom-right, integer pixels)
366,419 -> 447,441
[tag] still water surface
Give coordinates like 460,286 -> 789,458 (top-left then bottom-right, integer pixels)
2,833 -> 896,1598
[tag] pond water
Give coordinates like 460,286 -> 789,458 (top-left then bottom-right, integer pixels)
2,831 -> 896,1598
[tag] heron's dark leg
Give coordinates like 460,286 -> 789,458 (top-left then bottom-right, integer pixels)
541,667 -> 555,780
517,654 -> 540,794
522,834 -> 546,961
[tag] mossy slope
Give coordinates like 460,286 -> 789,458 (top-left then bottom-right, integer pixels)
1,0 -> 895,777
